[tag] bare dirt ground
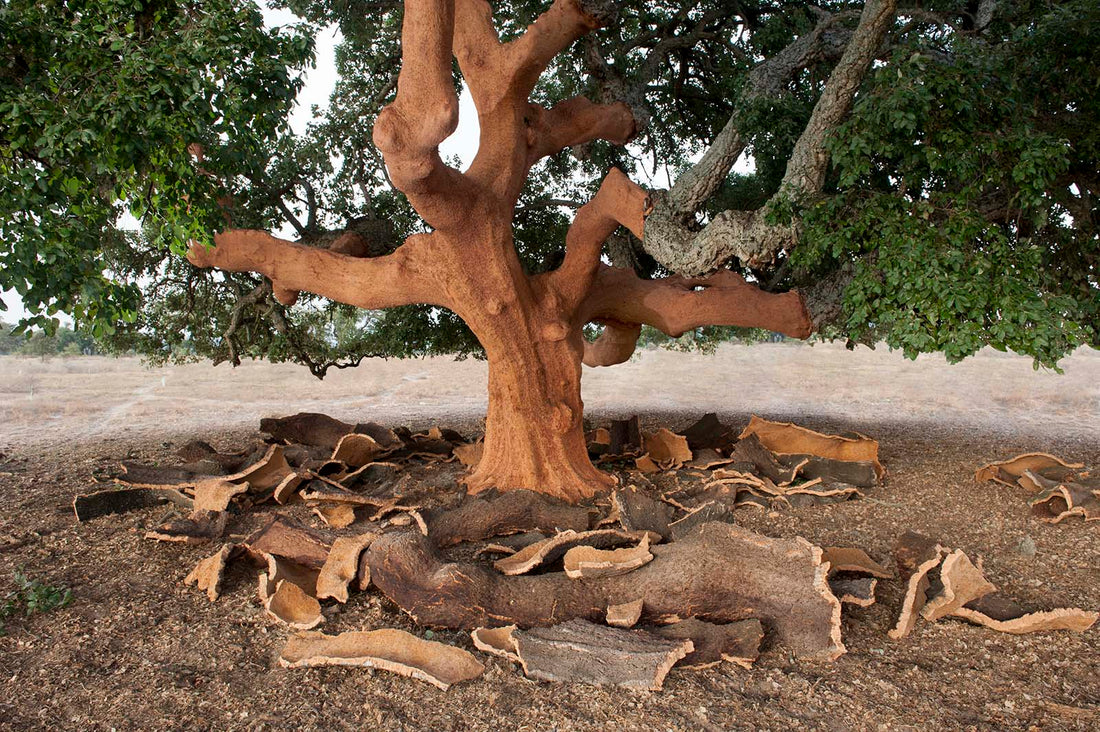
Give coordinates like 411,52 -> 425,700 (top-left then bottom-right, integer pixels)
0,343 -> 1097,731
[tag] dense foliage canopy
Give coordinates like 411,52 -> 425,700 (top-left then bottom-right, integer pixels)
1,0 -> 1096,373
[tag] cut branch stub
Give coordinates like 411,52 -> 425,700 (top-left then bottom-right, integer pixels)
280,629 -> 485,691
512,619 -> 691,690
364,522 -> 846,660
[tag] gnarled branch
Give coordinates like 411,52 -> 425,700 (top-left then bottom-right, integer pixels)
372,0 -> 472,228
526,96 -> 637,165
581,265 -> 812,340
549,167 -> 649,309
642,0 -> 898,275
582,320 -> 641,367
187,230 -> 449,311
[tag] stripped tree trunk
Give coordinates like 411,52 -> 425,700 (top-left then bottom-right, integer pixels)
186,0 -> 852,502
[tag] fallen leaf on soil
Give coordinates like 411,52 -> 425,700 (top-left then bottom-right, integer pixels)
652,618 -> 763,670
513,619 -> 691,690
563,535 -> 653,579
471,625 -> 520,663
280,629 -> 485,690
606,599 -> 644,628
316,533 -> 378,603
72,486 -> 192,522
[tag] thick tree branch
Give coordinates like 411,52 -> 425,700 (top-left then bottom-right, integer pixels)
372,0 -> 471,228
526,96 -> 636,165
642,0 -> 897,275
582,320 -> 641,367
782,0 -> 897,198
187,230 -> 449,311
550,167 -> 649,309
505,0 -> 613,99
582,265 -> 812,340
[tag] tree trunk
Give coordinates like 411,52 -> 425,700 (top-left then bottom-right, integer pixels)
464,326 -> 614,503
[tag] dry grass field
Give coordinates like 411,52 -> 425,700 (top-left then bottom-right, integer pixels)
0,343 -> 1097,731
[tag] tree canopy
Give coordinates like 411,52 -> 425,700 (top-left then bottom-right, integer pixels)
2,0 -> 1096,372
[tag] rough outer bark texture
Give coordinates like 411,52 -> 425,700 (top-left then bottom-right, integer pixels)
187,0 -> 818,503
512,619 -> 692,690
364,522 -> 845,660
640,0 -> 899,276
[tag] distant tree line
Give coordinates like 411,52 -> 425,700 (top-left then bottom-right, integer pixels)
0,322 -> 100,357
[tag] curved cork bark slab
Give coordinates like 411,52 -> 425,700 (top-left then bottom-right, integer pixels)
653,617 -> 763,670
145,509 -> 228,545
563,535 -> 653,579
365,522 -> 845,660
1029,479 -> 1100,523
642,429 -> 693,468
679,413 -> 735,452
73,486 -> 192,522
184,543 -> 239,601
331,433 -> 387,468
493,529 -> 650,576
260,412 -> 354,449
425,490 -> 591,548
264,579 -> 323,630
822,547 -> 893,579
471,625 -> 520,663
606,599 -> 644,628
829,577 -> 877,607
612,488 -> 672,540
273,473 -> 305,504
244,514 -> 333,570
921,549 -> 997,622
975,453 -> 1083,487
729,434 -> 803,485
513,619 -> 692,690
739,415 -> 884,479
688,449 -> 735,470
951,606 -> 1098,634
280,629 -> 485,690
191,479 -> 249,512
778,455 -> 881,488
312,503 -> 357,529
316,533 -> 378,603
889,532 -> 948,640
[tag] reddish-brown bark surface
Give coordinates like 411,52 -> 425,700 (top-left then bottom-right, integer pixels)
187,0 -> 813,501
